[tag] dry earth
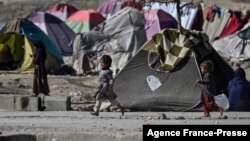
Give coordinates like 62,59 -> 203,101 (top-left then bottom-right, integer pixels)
0,111 -> 250,141
0,0 -> 250,23
0,0 -> 250,141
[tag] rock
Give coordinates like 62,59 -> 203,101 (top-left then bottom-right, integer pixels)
175,116 -> 185,120
147,117 -> 152,120
222,115 -> 228,119
157,113 -> 167,120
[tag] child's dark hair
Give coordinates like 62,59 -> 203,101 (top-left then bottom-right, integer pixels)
200,60 -> 214,72
100,55 -> 112,65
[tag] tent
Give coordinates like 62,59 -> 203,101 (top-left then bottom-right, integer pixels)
212,23 -> 250,61
238,23 -> 250,40
0,33 -> 61,73
143,2 -> 201,30
0,19 -> 63,72
72,7 -> 147,75
121,0 -> 143,11
27,11 -> 75,56
144,9 -> 178,39
98,0 -> 143,20
97,0 -> 126,19
48,3 -> 78,21
66,9 -> 106,33
114,28 -> 233,111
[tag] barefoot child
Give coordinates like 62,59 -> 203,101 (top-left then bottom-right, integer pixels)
196,60 -> 223,117
91,55 -> 124,116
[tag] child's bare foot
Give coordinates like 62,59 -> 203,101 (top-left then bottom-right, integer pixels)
202,113 -> 210,117
219,108 -> 223,117
90,111 -> 99,116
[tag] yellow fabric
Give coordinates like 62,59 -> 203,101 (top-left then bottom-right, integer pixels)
0,33 -> 61,73
17,37 -> 35,73
0,43 -> 12,63
0,44 -> 4,53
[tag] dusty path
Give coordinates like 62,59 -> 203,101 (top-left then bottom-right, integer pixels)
0,111 -> 250,141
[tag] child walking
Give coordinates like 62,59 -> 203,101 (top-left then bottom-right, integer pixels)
91,55 -> 124,116
196,60 -> 223,117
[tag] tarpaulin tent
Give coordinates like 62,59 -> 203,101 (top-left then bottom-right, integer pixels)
144,9 -> 177,39
114,28 -> 233,111
0,33 -> 61,73
213,23 -> 250,61
72,7 -> 147,75
27,11 -> 75,56
66,9 -> 105,33
48,3 -> 78,21
143,2 -> 200,30
97,0 -> 130,19
0,19 -> 63,72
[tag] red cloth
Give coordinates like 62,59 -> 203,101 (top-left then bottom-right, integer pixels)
191,5 -> 204,31
218,13 -> 250,39
203,95 -> 219,115
121,0 -> 142,11
206,5 -> 218,21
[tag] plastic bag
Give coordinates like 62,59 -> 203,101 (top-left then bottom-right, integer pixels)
214,93 -> 229,109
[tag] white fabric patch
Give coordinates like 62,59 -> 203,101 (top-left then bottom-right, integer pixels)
147,75 -> 162,91
94,101 -> 111,111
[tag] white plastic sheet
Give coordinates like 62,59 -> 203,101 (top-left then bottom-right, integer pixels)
214,93 -> 229,110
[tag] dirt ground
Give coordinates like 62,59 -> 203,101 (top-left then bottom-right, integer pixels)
1,0 -> 250,141
1,60 -> 250,141
0,111 -> 250,141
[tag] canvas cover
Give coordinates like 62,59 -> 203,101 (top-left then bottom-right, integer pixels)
144,9 -> 177,39
218,12 -> 249,39
27,11 -> 75,56
66,10 -> 106,33
72,7 -> 147,75
48,3 -> 78,21
143,2 -> 199,30
0,33 -> 60,73
203,8 -> 231,42
114,28 -> 233,111
212,23 -> 250,61
97,0 -> 126,19
0,19 -> 63,72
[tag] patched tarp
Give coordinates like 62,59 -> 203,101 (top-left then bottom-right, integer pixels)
203,8 -> 231,42
72,7 -> 147,75
114,28 -> 233,111
213,23 -> 250,61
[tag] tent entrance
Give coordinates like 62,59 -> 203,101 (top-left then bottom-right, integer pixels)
0,34 -> 25,71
